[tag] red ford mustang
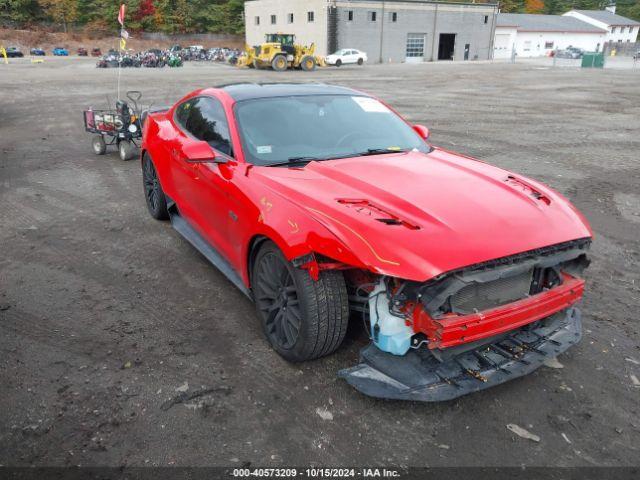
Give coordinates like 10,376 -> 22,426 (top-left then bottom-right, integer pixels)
140,83 -> 592,401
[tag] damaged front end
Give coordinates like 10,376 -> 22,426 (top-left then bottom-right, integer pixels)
339,238 -> 591,401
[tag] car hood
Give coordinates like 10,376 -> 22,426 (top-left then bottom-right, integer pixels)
253,149 -> 591,282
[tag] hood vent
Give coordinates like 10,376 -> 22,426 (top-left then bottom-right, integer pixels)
505,175 -> 551,205
337,199 -> 420,230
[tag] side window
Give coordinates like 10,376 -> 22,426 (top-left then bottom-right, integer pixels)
183,97 -> 233,157
175,100 -> 192,129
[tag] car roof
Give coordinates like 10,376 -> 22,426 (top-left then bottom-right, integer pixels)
216,83 -> 367,102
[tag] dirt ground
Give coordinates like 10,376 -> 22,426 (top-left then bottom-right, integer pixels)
1,57 -> 639,468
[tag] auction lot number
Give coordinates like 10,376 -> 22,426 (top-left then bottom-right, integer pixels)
233,468 -> 400,478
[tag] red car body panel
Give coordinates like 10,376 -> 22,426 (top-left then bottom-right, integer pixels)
249,150 -> 591,282
142,85 -> 592,354
413,273 -> 585,349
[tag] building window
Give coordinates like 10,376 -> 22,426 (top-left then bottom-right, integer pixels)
270,14 -> 276,24
368,11 -> 377,22
307,11 -> 314,22
611,26 -> 616,33
254,16 -> 260,25
523,40 -> 531,51
406,33 -> 425,57
629,26 -> 633,33
390,12 -> 397,22
484,15 -> 488,24
544,41 -> 554,49
287,13 -> 293,23
347,10 -> 353,21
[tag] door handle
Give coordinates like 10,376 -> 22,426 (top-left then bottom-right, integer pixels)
170,148 -> 181,161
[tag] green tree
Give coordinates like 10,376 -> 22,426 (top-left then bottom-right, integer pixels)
0,0 -> 43,24
617,0 -> 640,21
155,0 -> 192,33
499,0 -> 524,12
38,0 -> 78,31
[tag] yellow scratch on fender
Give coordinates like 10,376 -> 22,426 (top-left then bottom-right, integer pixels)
260,196 -> 273,211
307,208 -> 400,266
288,219 -> 299,234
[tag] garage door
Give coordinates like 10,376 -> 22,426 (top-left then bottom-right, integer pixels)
494,33 -> 512,59
406,33 -> 426,63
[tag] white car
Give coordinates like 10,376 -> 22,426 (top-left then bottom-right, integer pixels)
325,48 -> 367,67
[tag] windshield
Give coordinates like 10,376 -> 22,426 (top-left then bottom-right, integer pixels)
332,49 -> 348,55
266,34 -> 294,45
234,95 -> 429,166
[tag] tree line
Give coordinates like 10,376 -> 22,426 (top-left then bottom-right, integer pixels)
1,0 -> 639,34
0,0 -> 246,34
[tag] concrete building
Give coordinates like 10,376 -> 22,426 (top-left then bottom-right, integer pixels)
494,13 -> 607,59
244,0 -> 499,62
563,9 -> 640,44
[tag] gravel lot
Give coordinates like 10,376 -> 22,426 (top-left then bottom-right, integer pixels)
1,57 -> 639,468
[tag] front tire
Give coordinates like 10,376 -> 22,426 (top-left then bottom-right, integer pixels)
118,140 -> 136,161
92,135 -> 106,155
142,154 -> 169,220
271,54 -> 288,72
335,59 -> 342,67
252,242 -> 349,362
300,55 -> 316,71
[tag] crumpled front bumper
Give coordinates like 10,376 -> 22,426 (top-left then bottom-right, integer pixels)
338,307 -> 582,402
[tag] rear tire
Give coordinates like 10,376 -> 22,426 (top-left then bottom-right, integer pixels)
118,140 -> 136,161
142,154 -> 169,220
252,242 -> 349,362
300,55 -> 317,71
357,57 -> 364,65
92,135 -> 106,155
272,55 -> 288,72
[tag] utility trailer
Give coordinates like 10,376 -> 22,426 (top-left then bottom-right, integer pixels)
83,91 -> 143,161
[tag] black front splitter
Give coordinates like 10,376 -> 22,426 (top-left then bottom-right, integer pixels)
338,308 -> 582,402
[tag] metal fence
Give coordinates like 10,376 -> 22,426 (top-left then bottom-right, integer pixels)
603,41 -> 639,57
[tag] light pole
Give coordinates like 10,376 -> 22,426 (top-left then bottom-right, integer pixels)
379,0 -> 385,63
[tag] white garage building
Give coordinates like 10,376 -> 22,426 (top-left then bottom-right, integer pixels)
494,13 -> 607,59
563,8 -> 640,44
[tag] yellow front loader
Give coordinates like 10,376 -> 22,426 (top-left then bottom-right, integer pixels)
237,34 -> 324,71
235,43 -> 256,68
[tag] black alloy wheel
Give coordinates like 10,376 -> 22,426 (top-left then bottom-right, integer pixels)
254,251 -> 301,350
142,155 -> 169,220
252,241 -> 349,362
